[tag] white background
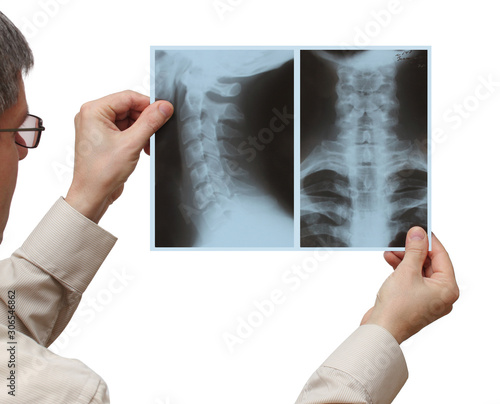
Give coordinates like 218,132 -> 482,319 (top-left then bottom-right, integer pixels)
0,1 -> 499,403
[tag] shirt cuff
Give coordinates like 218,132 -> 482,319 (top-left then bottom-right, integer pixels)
19,197 -> 117,293
322,324 -> 408,404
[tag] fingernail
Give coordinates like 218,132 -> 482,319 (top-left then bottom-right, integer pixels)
159,102 -> 173,118
409,227 -> 425,240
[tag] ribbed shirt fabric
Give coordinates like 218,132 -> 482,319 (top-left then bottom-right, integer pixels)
1,198 -> 408,403
1,198 -> 116,403
296,325 -> 408,404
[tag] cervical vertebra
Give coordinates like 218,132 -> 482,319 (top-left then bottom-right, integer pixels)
301,50 -> 427,247
155,50 -> 293,238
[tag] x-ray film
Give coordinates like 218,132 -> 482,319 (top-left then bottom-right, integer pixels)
301,49 -> 429,248
151,47 -> 430,250
153,48 -> 295,248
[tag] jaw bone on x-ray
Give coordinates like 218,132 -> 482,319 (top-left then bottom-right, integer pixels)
154,49 -> 294,248
300,49 -> 428,248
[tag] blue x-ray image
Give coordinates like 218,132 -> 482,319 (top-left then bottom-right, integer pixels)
300,49 -> 429,248
154,49 -> 294,248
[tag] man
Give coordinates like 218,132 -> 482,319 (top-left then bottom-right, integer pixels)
1,11 -> 459,403
1,11 -> 173,402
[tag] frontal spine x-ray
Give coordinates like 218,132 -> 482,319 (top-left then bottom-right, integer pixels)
155,50 -> 294,248
300,50 -> 428,248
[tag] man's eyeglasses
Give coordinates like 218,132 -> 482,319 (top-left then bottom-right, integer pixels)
0,114 -> 45,149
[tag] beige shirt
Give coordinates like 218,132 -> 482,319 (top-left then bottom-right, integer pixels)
1,198 -> 116,403
1,198 -> 408,403
295,325 -> 408,404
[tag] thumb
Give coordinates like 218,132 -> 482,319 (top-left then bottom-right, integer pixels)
400,226 -> 429,272
127,101 -> 173,149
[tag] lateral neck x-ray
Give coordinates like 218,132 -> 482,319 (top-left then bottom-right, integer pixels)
152,47 -> 429,250
154,49 -> 294,248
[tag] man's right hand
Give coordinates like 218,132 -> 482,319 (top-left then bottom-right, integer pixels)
361,227 -> 460,344
65,91 -> 173,224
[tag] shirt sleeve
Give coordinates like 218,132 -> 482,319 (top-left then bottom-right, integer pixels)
0,197 -> 117,347
295,324 -> 408,404
1,323 -> 110,404
90,379 -> 111,404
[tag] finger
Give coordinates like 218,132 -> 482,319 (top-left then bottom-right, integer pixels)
400,226 -> 429,272
115,117 -> 136,131
428,232 -> 456,280
384,251 -> 402,269
391,251 -> 406,261
129,110 -> 142,121
125,101 -> 173,150
360,307 -> 374,325
94,91 -> 151,121
115,110 -> 142,123
115,109 -> 143,123
423,264 -> 434,278
143,139 -> 151,156
427,233 -> 459,304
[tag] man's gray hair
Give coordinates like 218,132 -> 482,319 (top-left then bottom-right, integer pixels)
0,12 -> 34,115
